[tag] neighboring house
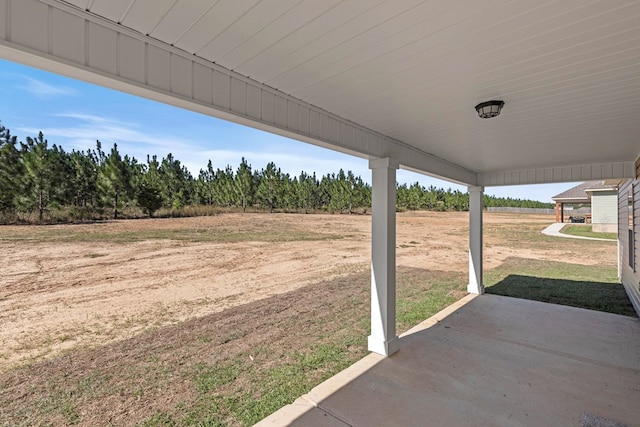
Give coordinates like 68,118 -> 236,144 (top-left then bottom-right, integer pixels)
618,164 -> 640,315
552,181 -> 620,232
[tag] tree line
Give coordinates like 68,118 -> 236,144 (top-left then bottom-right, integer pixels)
0,122 -> 552,223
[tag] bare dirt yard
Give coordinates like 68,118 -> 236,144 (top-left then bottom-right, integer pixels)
0,211 -> 623,426
1,211 -> 613,372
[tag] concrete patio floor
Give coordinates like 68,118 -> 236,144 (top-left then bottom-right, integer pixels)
256,294 -> 640,427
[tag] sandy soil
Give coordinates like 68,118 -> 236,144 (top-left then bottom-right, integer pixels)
0,211 -> 615,372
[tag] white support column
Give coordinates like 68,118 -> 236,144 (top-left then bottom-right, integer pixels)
468,186 -> 484,294
368,158 -> 400,356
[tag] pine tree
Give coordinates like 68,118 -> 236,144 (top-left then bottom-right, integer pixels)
69,149 -> 98,209
0,123 -> 22,215
235,157 -> 253,213
97,143 -> 132,219
297,171 -> 318,214
196,160 -> 216,206
256,162 -> 283,213
159,153 -> 193,209
328,170 -> 352,213
215,165 -> 235,207
20,132 -> 59,222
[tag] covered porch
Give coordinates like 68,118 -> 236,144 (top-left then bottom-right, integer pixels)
1,1 -> 640,424
258,294 -> 640,426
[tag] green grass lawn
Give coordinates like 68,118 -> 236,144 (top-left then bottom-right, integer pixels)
561,225 -> 617,240
485,257 -> 635,316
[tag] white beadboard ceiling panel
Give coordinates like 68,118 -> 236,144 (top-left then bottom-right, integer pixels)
197,0 -> 321,70
146,0 -> 213,45
219,0 -> 343,73
89,0 -> 132,23
241,0 -> 390,82
119,0 -> 175,35
172,0 -> 261,54
38,0 -> 640,175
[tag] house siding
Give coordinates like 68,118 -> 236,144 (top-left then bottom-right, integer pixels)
618,179 -> 640,316
592,192 -> 618,232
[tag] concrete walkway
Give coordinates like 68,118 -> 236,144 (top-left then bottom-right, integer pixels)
256,295 -> 640,427
542,222 -> 616,241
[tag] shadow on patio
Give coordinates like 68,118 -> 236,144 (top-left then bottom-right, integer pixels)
487,274 -> 637,317
257,294 -> 640,426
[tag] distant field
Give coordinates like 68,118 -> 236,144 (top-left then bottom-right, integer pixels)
0,212 -> 630,426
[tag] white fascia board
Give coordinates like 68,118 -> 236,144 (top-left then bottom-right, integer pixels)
585,188 -> 618,193
0,0 -> 477,186
479,162 -> 635,187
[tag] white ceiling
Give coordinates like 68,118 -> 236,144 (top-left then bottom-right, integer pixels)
58,0 -> 640,175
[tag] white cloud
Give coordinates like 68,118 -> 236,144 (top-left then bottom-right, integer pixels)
17,113 -> 193,158
20,77 -> 79,98
14,112 -> 466,188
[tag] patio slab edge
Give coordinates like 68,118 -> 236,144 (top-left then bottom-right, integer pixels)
254,293 -> 479,426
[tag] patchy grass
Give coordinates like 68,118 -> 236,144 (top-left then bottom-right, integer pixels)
0,227 -> 338,244
84,253 -> 107,258
1,212 -> 630,426
485,257 -> 635,317
561,225 -> 617,240
0,267 -> 467,427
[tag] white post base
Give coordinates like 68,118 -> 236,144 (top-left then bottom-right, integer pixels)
467,281 -> 485,295
368,335 -> 400,356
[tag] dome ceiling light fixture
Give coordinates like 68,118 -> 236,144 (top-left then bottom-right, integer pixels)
474,100 -> 505,119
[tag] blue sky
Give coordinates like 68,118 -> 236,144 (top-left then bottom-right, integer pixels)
0,59 -> 575,202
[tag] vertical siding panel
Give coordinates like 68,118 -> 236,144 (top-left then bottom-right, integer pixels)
147,44 -> 171,91
261,91 -> 275,124
170,55 -> 192,98
88,23 -> 117,74
212,70 -> 230,110
11,0 -> 48,52
366,133 -> 381,155
275,96 -> 287,127
193,63 -> 213,104
246,85 -> 262,120
0,0 -> 7,40
51,9 -> 84,64
287,102 -> 299,131
309,110 -> 321,138
230,78 -> 246,115
527,170 -> 535,183
118,35 -> 145,84
299,106 -> 310,135
339,122 -> 353,147
613,163 -> 625,179
320,114 -> 330,140
353,130 -> 366,152
570,166 -> 581,181
328,118 -> 339,142
517,171 -> 525,184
